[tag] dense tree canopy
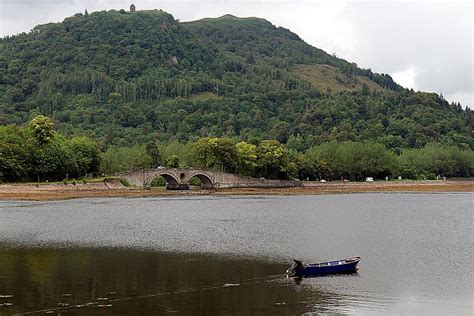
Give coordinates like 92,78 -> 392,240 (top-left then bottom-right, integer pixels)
0,10 -> 472,184
0,115 -> 100,182
1,116 -> 472,183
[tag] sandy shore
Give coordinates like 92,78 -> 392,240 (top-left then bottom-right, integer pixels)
0,180 -> 472,201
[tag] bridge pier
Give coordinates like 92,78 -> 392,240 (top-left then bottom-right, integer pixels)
200,184 -> 215,190
166,183 -> 190,190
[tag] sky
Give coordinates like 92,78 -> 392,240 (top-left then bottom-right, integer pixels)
0,0 -> 472,108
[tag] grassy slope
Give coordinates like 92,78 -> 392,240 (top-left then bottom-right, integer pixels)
291,64 -> 382,93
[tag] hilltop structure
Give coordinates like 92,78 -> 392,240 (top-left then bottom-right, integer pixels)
130,4 -> 135,12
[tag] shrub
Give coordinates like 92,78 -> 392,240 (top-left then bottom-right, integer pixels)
401,168 -> 416,180
119,178 -> 130,187
150,176 -> 166,187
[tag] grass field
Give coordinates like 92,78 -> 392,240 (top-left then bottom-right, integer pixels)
291,64 -> 382,93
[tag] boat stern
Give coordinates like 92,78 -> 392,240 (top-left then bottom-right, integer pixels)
286,259 -> 303,277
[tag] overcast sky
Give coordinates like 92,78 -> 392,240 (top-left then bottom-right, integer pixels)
1,0 -> 472,108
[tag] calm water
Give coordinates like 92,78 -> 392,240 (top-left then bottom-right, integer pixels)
0,193 -> 472,315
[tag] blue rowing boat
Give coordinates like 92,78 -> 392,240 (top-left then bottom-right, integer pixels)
286,257 -> 361,277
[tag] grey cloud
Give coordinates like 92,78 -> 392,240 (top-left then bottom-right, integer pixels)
342,2 -> 472,106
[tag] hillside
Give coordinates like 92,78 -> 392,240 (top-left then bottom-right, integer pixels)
183,14 -> 400,91
0,9 -> 472,150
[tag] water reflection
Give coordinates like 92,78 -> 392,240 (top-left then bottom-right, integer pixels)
0,247 -> 349,315
290,271 -> 360,286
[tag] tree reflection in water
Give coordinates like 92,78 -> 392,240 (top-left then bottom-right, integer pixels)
0,247 -> 348,315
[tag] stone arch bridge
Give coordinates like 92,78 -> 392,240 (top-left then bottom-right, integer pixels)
119,168 -> 301,190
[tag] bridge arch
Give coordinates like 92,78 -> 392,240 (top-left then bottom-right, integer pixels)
186,172 -> 214,189
155,172 -> 180,185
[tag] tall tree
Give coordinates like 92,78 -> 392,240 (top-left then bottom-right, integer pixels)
146,141 -> 162,167
28,115 -> 55,146
235,141 -> 257,176
255,140 -> 288,179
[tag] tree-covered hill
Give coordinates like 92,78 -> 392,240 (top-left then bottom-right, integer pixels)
183,14 -> 400,91
0,9 -> 472,151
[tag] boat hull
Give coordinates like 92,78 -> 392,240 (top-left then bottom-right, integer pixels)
287,257 -> 360,277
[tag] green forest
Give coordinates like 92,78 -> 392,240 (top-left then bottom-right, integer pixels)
0,9 -> 472,183
1,115 -> 472,183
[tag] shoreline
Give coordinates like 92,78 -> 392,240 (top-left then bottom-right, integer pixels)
0,180 -> 472,201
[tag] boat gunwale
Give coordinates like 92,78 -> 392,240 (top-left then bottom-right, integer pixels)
304,256 -> 360,268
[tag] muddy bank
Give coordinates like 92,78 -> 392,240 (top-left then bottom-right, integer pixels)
0,180 -> 148,201
0,179 -> 472,201
218,180 -> 474,195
